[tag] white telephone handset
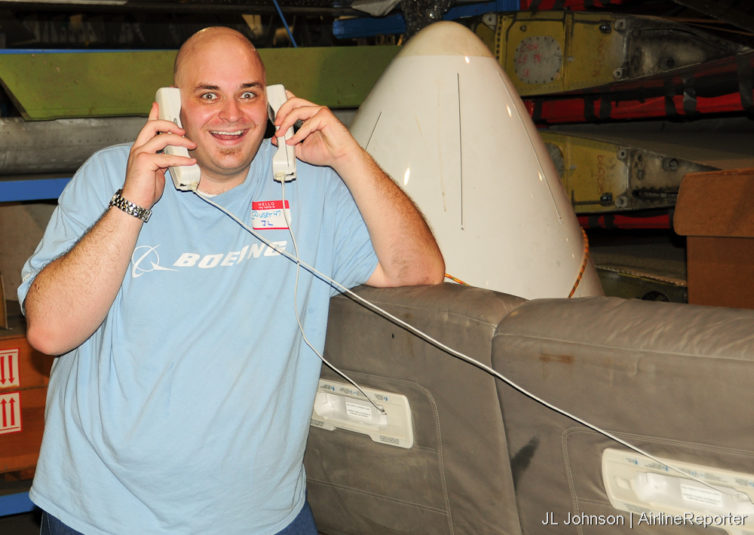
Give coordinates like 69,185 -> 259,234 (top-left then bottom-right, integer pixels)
266,84 -> 296,182
155,87 -> 201,191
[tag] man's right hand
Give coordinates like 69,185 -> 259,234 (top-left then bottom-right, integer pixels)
121,101 -> 197,210
24,103 -> 200,355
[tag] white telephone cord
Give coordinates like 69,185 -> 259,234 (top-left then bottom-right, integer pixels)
193,187 -> 734,496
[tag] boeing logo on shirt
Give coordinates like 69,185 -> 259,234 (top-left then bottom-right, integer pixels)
131,246 -> 177,278
131,242 -> 287,278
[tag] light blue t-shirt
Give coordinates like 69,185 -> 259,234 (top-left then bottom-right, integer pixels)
18,141 -> 378,534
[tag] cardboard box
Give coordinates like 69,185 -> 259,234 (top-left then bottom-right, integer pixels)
674,168 -> 754,308
0,302 -> 52,476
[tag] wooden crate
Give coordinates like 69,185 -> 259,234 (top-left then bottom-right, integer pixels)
674,169 -> 754,308
0,303 -> 52,476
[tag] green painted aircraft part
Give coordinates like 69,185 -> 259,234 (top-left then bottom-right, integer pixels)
0,46 -> 399,120
0,51 -> 175,120
261,47 -> 398,109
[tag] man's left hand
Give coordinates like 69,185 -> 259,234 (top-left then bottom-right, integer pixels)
271,91 -> 360,174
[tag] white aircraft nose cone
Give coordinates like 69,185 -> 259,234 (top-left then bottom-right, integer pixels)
351,21 -> 603,299
398,20 -> 494,58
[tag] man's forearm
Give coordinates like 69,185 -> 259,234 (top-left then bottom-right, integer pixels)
334,149 -> 445,287
25,207 -> 143,355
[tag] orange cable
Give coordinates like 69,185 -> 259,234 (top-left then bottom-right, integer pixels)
568,226 -> 590,298
444,273 -> 468,285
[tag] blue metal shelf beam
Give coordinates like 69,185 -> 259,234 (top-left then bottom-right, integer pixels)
0,492 -> 34,517
333,1 -> 520,39
0,178 -> 70,202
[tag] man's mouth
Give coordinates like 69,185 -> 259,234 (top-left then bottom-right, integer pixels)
210,129 -> 247,141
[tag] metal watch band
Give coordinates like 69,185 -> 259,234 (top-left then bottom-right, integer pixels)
109,189 -> 152,222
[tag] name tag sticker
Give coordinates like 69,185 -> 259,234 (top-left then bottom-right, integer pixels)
251,200 -> 291,230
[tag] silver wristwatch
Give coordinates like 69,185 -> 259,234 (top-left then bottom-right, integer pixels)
109,189 -> 152,222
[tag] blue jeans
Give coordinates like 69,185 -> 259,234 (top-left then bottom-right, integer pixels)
40,501 -> 318,534
40,511 -> 82,535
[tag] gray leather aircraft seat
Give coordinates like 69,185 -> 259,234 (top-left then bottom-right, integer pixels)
305,284 -> 525,535
494,297 -> 754,534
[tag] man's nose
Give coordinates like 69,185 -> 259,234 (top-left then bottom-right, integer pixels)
219,98 -> 241,121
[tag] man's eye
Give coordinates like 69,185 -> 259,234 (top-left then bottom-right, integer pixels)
240,91 -> 256,100
200,93 -> 217,101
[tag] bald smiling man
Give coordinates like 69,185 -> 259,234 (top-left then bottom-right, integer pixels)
20,26 -> 443,535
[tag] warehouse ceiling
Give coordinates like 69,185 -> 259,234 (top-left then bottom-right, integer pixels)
0,0 -> 752,48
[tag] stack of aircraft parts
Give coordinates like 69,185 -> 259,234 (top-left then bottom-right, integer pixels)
476,9 -> 754,302
485,10 -> 754,219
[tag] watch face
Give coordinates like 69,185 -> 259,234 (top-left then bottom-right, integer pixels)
514,35 -> 563,84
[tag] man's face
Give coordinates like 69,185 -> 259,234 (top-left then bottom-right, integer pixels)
175,35 -> 268,192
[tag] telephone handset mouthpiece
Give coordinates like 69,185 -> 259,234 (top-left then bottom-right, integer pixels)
155,87 -> 201,191
266,84 -> 297,183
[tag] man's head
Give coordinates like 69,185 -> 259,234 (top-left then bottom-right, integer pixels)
173,27 -> 268,193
